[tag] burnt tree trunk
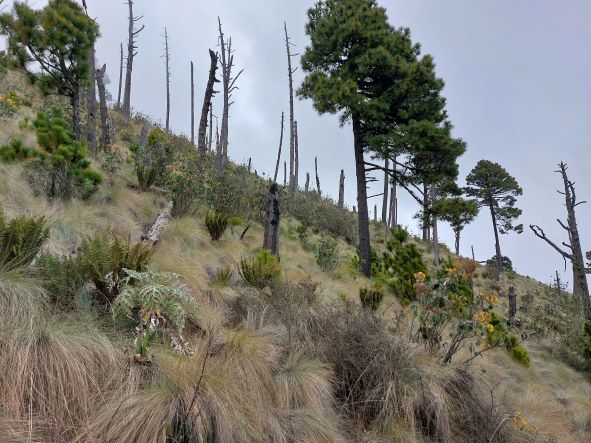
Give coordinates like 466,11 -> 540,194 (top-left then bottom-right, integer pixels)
199,50 -> 218,152
117,42 -> 123,108
163,28 -> 171,132
353,117 -> 371,277
305,173 -> 310,192
285,22 -> 296,194
190,61 -> 194,146
294,120 -> 299,191
86,47 -> 97,154
273,112 -> 284,183
208,103 -> 213,152
338,169 -> 345,209
315,156 -> 321,194
263,183 -> 281,259
122,0 -> 144,119
508,286 -> 517,325
374,205 -> 377,223
381,157 -> 389,223
95,64 -> 111,151
283,161 -> 287,186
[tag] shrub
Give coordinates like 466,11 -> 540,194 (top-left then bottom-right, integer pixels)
0,209 -> 49,270
315,236 -> 338,273
296,224 -> 309,247
113,269 -> 196,358
130,128 -> 172,192
511,344 -> 531,367
0,90 -> 22,119
205,211 -> 229,241
0,138 -> 39,162
77,235 -> 153,303
239,249 -> 281,288
359,285 -> 385,311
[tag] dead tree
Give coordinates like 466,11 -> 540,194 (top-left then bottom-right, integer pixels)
190,61 -> 195,146
305,173 -> 310,192
283,161 -> 287,186
273,112 -> 284,182
374,205 -> 378,223
247,158 -> 251,172
284,22 -> 297,193
85,47 -> 97,155
163,27 -> 171,132
294,120 -> 299,191
508,286 -> 517,325
198,50 -> 219,152
263,183 -> 281,259
315,156 -> 321,194
218,18 -> 243,169
530,162 -> 590,319
95,64 -> 111,151
338,169 -> 345,209
381,158 -> 389,223
141,201 -> 173,246
122,0 -> 144,118
117,42 -> 123,108
208,103 -> 213,151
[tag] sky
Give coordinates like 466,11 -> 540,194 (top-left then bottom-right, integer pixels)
4,0 -> 590,288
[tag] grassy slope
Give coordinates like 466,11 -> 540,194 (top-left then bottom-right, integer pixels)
1,71 -> 591,442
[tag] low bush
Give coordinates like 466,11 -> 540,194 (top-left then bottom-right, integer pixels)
205,210 -> 229,241
36,253 -> 86,308
0,208 -> 49,270
239,249 -> 281,289
315,236 -> 338,273
0,138 -> 39,162
130,128 -> 172,192
359,285 -> 385,311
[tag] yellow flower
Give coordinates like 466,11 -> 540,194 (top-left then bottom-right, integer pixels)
486,323 -> 495,334
414,271 -> 426,282
473,310 -> 492,324
513,411 -> 528,427
480,291 -> 499,305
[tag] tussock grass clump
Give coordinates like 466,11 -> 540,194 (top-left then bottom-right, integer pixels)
239,249 -> 281,289
211,264 -> 233,286
0,320 -> 121,441
205,210 -> 229,241
0,266 -> 47,326
359,285 -> 385,311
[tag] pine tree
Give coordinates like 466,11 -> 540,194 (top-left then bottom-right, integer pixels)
465,160 -> 523,279
432,197 -> 479,255
0,0 -> 99,140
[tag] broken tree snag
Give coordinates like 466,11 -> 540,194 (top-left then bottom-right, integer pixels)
86,46 -> 97,155
95,64 -> 111,151
247,157 -> 251,172
199,49 -> 218,152
305,172 -> 310,193
338,169 -> 345,209
529,161 -> 590,319
508,286 -> 517,325
141,201 -> 173,245
163,27 -> 171,132
284,22 -> 297,194
122,0 -> 145,119
283,161 -> 287,186
315,156 -> 321,194
208,102 -> 213,152
294,120 -> 299,191
273,112 -> 285,182
117,42 -> 123,108
374,205 -> 377,223
263,183 -> 281,259
190,61 -> 195,146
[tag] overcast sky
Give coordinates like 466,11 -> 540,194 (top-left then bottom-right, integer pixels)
5,0 -> 590,287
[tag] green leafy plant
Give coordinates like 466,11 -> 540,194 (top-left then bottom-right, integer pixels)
0,138 -> 39,162
212,265 -> 233,286
113,269 -> 196,359
359,285 -> 385,311
35,253 -> 86,308
0,208 -> 49,270
131,128 -> 172,192
0,90 -> 23,119
315,236 -> 338,274
77,235 -> 153,303
205,211 -> 229,241
239,249 -> 281,289
296,224 -> 309,247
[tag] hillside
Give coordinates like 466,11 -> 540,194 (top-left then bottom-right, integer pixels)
0,65 -> 591,443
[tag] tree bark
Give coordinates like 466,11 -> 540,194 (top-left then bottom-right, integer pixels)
164,27 -> 171,132
338,169 -> 345,209
490,204 -> 503,280
273,112 -> 284,182
122,0 -> 144,119
315,156 -> 321,194
381,157 -> 389,223
199,50 -> 218,152
263,182 -> 281,259
190,60 -> 194,146
353,117 -> 371,277
85,47 -> 97,154
117,42 -> 123,108
95,64 -> 111,151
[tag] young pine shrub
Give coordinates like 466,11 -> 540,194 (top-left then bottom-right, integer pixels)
359,285 -> 385,311
315,236 -> 339,274
239,249 -> 281,289
205,210 -> 229,241
0,138 -> 39,162
77,234 -> 153,304
0,208 -> 49,270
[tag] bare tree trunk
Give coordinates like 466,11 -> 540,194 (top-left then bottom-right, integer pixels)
163,27 -> 171,132
490,204 -> 503,280
247,157 -> 251,172
86,46 -> 97,154
431,184 -> 440,267
381,157 -> 389,223
141,201 -> 173,246
508,286 -> 517,325
374,205 -> 377,223
263,183 -> 281,259
190,61 -> 194,146
422,183 -> 430,242
285,22 -> 296,194
95,64 -> 111,151
305,173 -> 310,192
294,120 -> 299,191
338,169 -> 345,209
273,112 -> 284,183
454,229 -> 461,256
353,117 -> 371,277
71,87 -> 81,140
208,103 -> 213,152
315,156 -> 321,194
122,0 -> 144,119
199,50 -> 218,152
117,42 -> 123,108
283,161 -> 287,186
